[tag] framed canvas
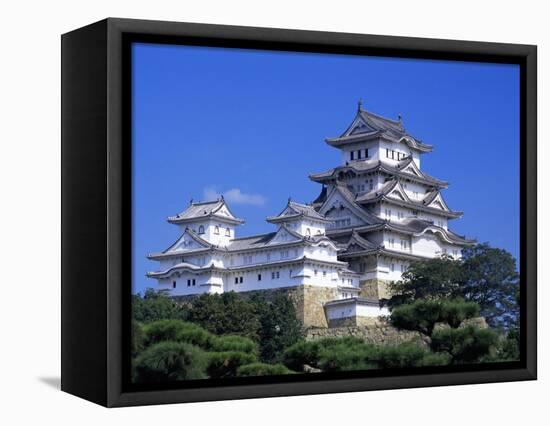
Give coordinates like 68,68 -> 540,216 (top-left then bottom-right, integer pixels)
61,18 -> 537,407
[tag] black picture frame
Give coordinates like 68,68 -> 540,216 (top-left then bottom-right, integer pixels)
61,17 -> 537,407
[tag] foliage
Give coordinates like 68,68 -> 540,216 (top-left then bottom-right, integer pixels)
389,255 -> 464,306
133,341 -> 207,382
430,325 -> 500,364
389,244 -> 520,330
206,351 -> 257,378
283,337 -> 451,371
391,298 -> 479,335
236,362 -> 295,377
251,293 -> 303,363
460,243 -> 520,329
131,321 -> 145,357
187,292 -> 261,340
317,338 -> 379,371
132,288 -> 188,323
283,340 -> 322,371
211,335 -> 258,354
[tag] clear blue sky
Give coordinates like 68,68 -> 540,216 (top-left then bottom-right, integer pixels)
132,42 -> 520,295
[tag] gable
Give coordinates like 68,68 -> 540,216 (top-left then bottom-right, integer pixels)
400,161 -> 422,177
268,227 -> 301,244
318,185 -> 380,228
346,116 -> 377,136
388,189 -> 406,201
167,230 -> 209,252
425,193 -> 450,211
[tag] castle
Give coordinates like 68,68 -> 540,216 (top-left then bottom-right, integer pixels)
146,104 -> 472,328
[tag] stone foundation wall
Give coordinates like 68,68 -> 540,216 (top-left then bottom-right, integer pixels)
359,279 -> 392,300
327,316 -> 384,329
306,320 -> 428,346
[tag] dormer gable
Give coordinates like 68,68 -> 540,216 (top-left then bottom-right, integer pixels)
266,225 -> 303,245
164,228 -> 211,253
423,191 -> 451,212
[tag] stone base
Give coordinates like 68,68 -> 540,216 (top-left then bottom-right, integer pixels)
306,320 -> 428,346
359,279 -> 392,300
327,316 -> 383,329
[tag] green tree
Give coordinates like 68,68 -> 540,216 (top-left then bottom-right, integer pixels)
460,243 -> 519,329
187,292 -> 261,340
389,255 -> 464,306
252,294 -> 303,363
206,351 -> 257,378
391,298 -> 479,335
236,362 -> 295,377
132,288 -> 188,323
211,335 -> 258,354
376,343 -> 450,368
430,325 -> 499,364
133,341 -> 207,382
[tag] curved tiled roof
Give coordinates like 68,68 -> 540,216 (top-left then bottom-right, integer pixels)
267,200 -> 330,223
325,108 -> 433,153
309,159 -> 448,188
168,198 -> 245,225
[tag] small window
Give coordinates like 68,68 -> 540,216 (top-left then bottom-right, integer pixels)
390,263 -> 395,272
214,225 -> 220,235
314,270 -> 318,276
350,151 -> 355,161
239,276 -> 243,283
365,148 -> 369,158
235,277 -> 239,284
173,281 -> 176,289
276,271 -> 280,279
187,279 -> 191,287
258,274 -> 262,281
225,228 -> 231,237
323,271 -> 327,277
198,225 -> 205,234
357,150 -> 362,159
192,279 -> 196,286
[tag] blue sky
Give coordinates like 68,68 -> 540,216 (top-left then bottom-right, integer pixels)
132,43 -> 520,295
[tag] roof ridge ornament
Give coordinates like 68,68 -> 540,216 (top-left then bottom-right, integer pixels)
357,98 -> 363,112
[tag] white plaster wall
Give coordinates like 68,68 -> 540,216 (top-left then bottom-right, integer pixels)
325,302 -> 388,320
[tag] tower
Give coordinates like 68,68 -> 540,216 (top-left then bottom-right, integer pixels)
309,104 -> 473,300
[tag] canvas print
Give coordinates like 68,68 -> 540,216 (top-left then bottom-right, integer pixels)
131,43 -> 520,383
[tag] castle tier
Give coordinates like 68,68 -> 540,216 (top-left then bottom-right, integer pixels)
309,104 -> 473,299
146,104 -> 472,326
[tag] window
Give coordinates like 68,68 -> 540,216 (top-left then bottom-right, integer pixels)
401,240 -> 408,250
323,271 -> 327,277
365,148 -> 369,158
271,271 -> 280,279
214,225 -> 220,235
239,276 -> 243,283
173,281 -> 176,289
225,228 -> 231,237
350,151 -> 354,161
389,238 -> 395,247
198,225 -> 205,234
397,211 -> 404,220
187,279 -> 191,287
386,148 -> 390,158
385,208 -> 392,219
192,279 -> 196,286
280,250 -> 289,259
390,263 -> 395,272
258,274 -> 262,281
400,264 -> 406,273
357,150 -> 362,159
314,270 -> 318,276
267,253 -> 271,261
289,270 -> 293,278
